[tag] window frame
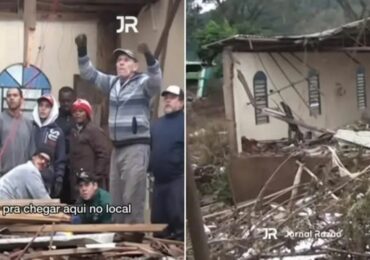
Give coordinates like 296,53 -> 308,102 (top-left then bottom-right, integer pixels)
253,71 -> 269,125
356,66 -> 367,111
307,69 -> 321,116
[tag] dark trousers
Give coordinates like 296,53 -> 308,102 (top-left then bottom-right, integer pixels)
151,176 -> 184,241
60,167 -> 72,204
41,167 -> 54,195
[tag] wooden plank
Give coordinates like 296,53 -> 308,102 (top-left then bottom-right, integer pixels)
0,12 -> 98,21
96,17 -> 118,129
144,236 -> 184,246
57,0 -> 154,4
6,224 -> 167,233
0,213 -> 71,224
152,0 -> 182,118
23,0 -> 36,28
222,48 -> 238,154
236,69 -> 256,107
262,108 -> 335,134
103,250 -> 144,257
121,242 -> 163,257
0,199 -> 61,207
23,247 -> 116,259
151,0 -> 172,119
154,0 -> 182,58
222,48 -> 239,206
23,0 -> 36,67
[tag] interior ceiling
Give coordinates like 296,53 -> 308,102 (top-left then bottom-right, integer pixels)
0,0 -> 158,16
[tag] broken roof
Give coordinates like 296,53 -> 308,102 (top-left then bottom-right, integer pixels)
204,17 -> 370,52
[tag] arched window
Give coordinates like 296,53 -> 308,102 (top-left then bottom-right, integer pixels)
356,66 -> 367,110
307,69 -> 321,116
253,71 -> 269,124
0,63 -> 51,118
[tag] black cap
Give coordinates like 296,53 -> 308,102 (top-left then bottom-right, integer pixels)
33,146 -> 53,163
76,169 -> 96,184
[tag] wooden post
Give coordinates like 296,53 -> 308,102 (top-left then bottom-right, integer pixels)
222,49 -> 240,205
222,48 -> 238,154
23,0 -> 37,67
96,17 -> 118,131
151,0 -> 182,119
186,152 -> 210,260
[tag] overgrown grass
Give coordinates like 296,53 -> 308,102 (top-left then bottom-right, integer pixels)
188,120 -> 233,205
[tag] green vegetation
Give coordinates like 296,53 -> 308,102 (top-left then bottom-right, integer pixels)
187,0 -> 370,67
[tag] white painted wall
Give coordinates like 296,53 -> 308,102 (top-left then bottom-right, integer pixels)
0,20 -> 98,98
0,21 -> 23,70
232,51 -> 370,152
32,21 -> 98,98
0,0 -> 185,108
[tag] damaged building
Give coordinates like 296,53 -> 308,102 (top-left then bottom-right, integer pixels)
204,17 -> 370,203
196,18 -> 370,259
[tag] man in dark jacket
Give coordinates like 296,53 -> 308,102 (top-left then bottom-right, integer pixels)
75,34 -> 162,224
69,98 -> 111,202
56,86 -> 76,141
56,86 -> 76,203
33,94 -> 66,198
150,85 -> 184,241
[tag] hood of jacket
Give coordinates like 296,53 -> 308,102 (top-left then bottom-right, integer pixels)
33,96 -> 59,127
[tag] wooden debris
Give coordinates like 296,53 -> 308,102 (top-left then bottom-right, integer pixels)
145,236 -> 184,246
196,143 -> 370,259
5,224 -> 167,233
262,107 -> 335,134
23,247 -> 118,259
121,242 -> 164,258
0,213 -> 71,224
0,199 -> 62,207
102,250 -> 145,257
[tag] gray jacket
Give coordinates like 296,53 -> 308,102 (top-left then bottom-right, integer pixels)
78,56 -> 162,147
0,161 -> 50,199
0,111 -> 35,175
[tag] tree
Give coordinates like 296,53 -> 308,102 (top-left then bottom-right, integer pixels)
336,0 -> 369,21
187,0 -> 370,63
187,0 -> 207,60
195,19 -> 237,64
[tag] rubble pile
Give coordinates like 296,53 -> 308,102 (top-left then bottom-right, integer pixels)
192,120 -> 370,259
0,200 -> 184,259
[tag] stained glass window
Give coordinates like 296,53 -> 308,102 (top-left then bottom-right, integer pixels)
0,63 -> 51,118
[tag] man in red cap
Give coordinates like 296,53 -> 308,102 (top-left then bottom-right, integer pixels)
75,34 -> 162,224
33,94 -> 66,198
69,98 -> 111,202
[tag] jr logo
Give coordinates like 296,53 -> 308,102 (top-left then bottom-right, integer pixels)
261,228 -> 278,240
116,16 -> 139,33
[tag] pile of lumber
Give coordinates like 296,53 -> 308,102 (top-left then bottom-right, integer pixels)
0,199 -> 70,224
192,144 -> 370,259
0,199 -> 184,259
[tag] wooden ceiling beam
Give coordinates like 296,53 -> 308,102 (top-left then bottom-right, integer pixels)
37,2 -> 140,13
0,11 -> 121,21
52,0 -> 156,4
